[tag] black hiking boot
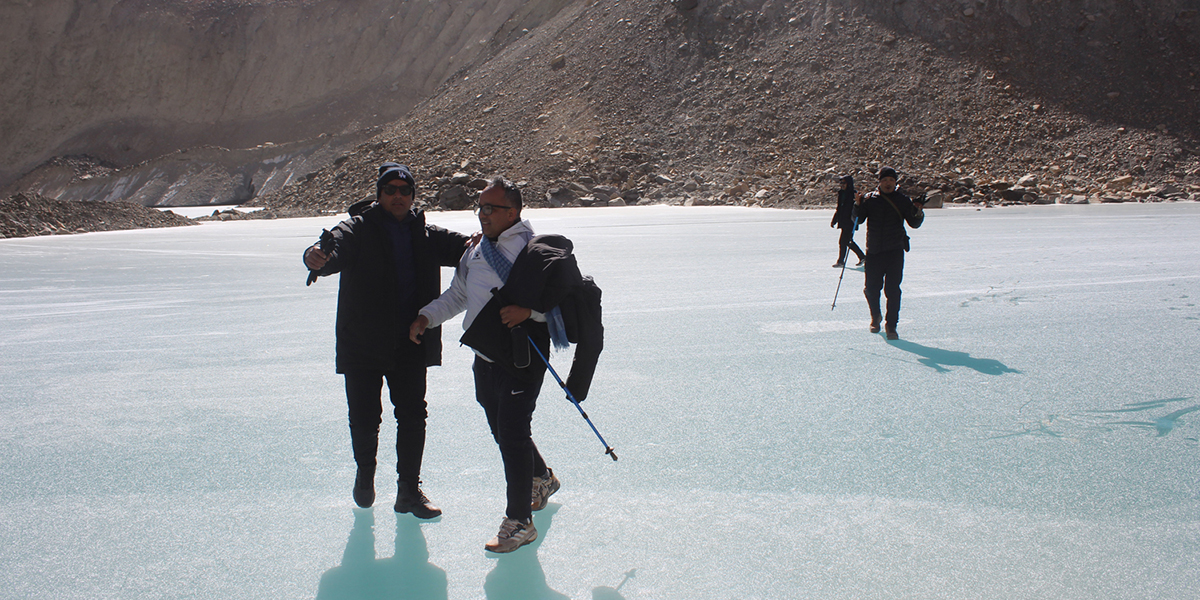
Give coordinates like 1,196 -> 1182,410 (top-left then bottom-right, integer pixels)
395,480 -> 442,519
353,467 -> 375,508
885,326 -> 899,340
869,315 -> 882,334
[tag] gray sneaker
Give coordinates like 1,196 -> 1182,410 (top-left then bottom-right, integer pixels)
484,517 -> 538,553
531,469 -> 561,511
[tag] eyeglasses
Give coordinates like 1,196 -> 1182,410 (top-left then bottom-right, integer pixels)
474,203 -> 513,215
381,184 -> 414,197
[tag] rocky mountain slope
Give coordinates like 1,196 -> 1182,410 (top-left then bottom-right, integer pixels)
4,0 -> 1199,224
254,0 -> 1200,213
0,193 -> 193,238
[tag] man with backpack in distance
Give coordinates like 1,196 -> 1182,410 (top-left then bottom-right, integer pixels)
409,176 -> 602,553
303,162 -> 470,517
855,166 -> 925,340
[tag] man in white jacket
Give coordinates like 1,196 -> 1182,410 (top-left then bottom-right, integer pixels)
409,177 -> 560,553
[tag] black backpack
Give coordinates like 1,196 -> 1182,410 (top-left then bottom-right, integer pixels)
560,275 -> 604,401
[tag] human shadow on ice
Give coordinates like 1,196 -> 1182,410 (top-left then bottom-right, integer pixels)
316,508 -> 448,600
988,397 -> 1199,441
592,569 -> 636,599
885,339 -> 1019,375
485,504 -> 568,600
1088,397 -> 1199,438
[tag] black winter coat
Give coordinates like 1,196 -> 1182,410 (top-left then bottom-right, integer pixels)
855,190 -> 924,254
313,203 -> 468,372
831,189 -> 858,230
459,234 -> 604,400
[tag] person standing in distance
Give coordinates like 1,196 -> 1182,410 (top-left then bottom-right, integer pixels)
855,166 -> 925,340
303,162 -> 469,517
831,174 -> 865,268
409,177 -> 567,553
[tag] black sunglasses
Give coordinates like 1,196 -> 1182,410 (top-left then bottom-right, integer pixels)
381,184 -> 414,197
474,203 -> 513,215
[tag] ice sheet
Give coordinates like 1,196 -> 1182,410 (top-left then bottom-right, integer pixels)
2,204 -> 1198,599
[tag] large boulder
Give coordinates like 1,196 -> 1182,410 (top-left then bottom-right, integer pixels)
592,185 -> 620,203
1109,175 -> 1135,190
436,185 -> 474,210
545,186 -> 580,207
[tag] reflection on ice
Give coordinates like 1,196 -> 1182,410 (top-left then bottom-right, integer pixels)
484,506 -> 568,600
317,510 -> 448,600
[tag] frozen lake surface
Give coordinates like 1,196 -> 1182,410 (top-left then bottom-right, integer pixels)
2,204 -> 1198,599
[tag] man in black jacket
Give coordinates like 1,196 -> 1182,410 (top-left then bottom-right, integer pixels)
304,162 -> 469,517
855,166 -> 925,340
831,174 -> 865,268
409,177 -> 596,553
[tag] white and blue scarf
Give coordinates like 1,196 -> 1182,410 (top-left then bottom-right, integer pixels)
479,236 -> 569,350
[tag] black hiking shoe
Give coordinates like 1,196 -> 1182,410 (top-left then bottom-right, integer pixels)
869,316 -> 882,334
395,480 -> 442,519
353,468 -> 375,508
885,326 -> 899,340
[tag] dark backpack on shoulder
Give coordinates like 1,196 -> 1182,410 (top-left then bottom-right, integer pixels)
560,275 -> 604,401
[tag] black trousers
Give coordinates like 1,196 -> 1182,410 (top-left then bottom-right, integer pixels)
344,340 -> 428,485
838,228 -> 865,264
863,249 -> 905,328
473,356 -> 547,522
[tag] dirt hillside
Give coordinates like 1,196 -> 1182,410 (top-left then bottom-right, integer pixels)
254,0 -> 1200,213
0,193 -> 193,239
4,0 -> 1199,228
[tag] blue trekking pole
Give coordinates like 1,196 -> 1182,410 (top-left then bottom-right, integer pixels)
528,335 -> 618,461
